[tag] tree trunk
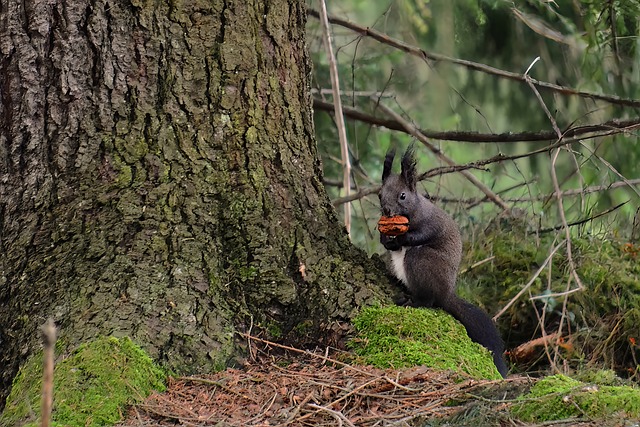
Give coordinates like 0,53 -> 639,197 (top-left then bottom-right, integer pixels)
0,0 -> 390,406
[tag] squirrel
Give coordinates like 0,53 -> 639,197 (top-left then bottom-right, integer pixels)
378,145 -> 508,378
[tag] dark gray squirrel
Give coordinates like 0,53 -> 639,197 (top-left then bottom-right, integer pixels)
379,145 -> 508,378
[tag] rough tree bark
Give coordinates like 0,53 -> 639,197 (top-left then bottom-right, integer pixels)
0,0 -> 390,406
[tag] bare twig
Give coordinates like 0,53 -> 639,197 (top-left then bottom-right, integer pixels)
241,332 -> 427,400
238,332 -> 377,378
633,207 -> 640,243
177,376 -> 260,403
331,131 -> 640,207
578,142 -> 640,199
308,403 -> 356,427
311,89 -> 394,98
524,58 -> 562,140
551,139 -> 584,291
525,57 -> 584,294
528,287 -> 587,301
536,179 -> 640,200
435,178 -> 640,206
307,10 -> 640,108
527,272 -> 560,374
41,318 -> 57,427
375,102 -> 509,210
524,58 -> 586,373
539,258 -> 559,374
536,200 -> 629,234
318,377 -> 382,413
459,256 -> 496,275
318,0 -> 352,235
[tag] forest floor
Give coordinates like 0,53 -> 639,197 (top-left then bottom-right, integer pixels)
116,340 -> 603,427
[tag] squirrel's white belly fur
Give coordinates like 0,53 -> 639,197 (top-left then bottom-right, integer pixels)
390,247 -> 408,285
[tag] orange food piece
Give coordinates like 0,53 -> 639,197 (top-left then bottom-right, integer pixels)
377,215 -> 409,236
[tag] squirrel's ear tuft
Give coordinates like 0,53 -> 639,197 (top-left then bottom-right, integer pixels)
382,148 -> 395,183
401,143 -> 417,191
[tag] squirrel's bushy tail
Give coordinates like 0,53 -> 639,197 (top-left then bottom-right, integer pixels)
443,296 -> 508,377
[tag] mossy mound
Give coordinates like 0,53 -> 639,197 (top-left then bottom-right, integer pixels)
349,305 -> 502,380
1,336 -> 166,427
512,374 -> 640,422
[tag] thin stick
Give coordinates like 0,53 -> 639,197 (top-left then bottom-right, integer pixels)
307,403 -> 355,427
578,142 -> 640,199
435,179 -> 640,205
540,255 -> 559,373
178,376 -> 260,403
524,58 -> 584,294
318,0 -> 352,235
331,129 -> 640,207
536,201 -> 628,234
241,332 -> 419,396
238,332 -> 376,377
313,98 -> 640,144
375,102 -> 509,210
525,59 -> 585,371
282,391 -> 316,426
538,179 -> 640,200
524,58 -> 562,139
459,256 -> 496,275
41,318 -> 57,427
311,89 -> 394,98
528,287 -> 585,300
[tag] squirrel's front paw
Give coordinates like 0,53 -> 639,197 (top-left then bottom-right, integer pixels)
381,235 -> 402,251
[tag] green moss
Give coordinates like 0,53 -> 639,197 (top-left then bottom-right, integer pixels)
113,137 -> 149,164
267,322 -> 283,339
574,369 -> 628,386
294,320 -> 313,336
1,336 -> 166,427
512,374 -> 640,422
349,306 -> 502,380
239,265 -> 258,281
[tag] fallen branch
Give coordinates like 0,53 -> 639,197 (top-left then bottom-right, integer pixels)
510,333 -> 562,365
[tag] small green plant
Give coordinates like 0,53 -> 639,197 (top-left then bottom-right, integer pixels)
349,305 -> 502,379
1,336 -> 166,427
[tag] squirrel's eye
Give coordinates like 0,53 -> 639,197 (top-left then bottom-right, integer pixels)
400,192 -> 406,200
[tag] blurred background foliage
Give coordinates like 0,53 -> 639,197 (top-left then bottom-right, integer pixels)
307,0 -> 640,378
307,0 -> 639,252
